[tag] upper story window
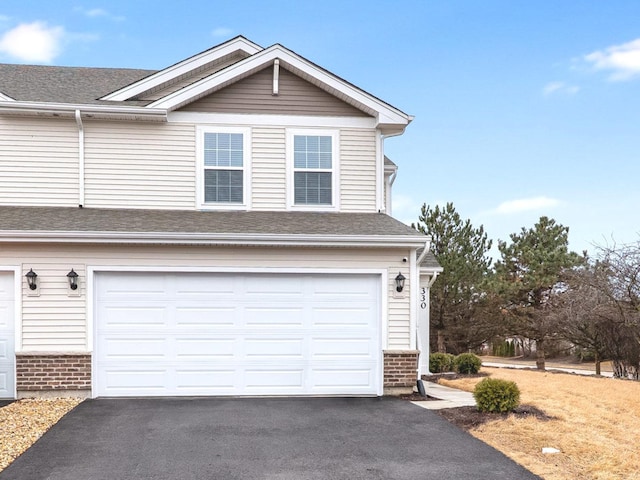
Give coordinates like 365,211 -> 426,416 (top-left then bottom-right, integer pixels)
197,126 -> 250,209
287,129 -> 338,210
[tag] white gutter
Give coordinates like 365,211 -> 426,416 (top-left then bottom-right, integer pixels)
75,110 -> 85,207
0,231 -> 429,248
0,101 -> 167,121
416,238 -> 432,266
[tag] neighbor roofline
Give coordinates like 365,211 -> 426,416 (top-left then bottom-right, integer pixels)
100,36 -> 263,101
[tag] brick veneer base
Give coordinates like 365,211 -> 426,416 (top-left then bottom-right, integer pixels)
383,350 -> 418,394
15,351 -> 418,396
16,353 -> 91,392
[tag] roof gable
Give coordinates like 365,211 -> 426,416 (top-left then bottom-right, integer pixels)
102,37 -> 411,131
178,65 -> 371,117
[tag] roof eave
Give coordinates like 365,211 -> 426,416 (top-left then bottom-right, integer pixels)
0,101 -> 167,122
0,231 -> 429,248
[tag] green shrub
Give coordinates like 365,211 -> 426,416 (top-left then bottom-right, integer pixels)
429,353 -> 455,373
454,353 -> 482,374
473,378 -> 520,413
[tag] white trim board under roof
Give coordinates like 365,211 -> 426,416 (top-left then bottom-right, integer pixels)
101,36 -> 262,102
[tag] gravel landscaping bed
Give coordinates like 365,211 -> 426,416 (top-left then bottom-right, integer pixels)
0,398 -> 82,472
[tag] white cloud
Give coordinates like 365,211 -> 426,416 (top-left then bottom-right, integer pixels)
543,81 -> 579,96
75,7 -> 125,21
211,27 -> 233,37
584,38 -> 640,81
492,196 -> 561,215
0,22 -> 64,63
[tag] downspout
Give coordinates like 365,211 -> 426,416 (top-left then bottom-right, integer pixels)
74,109 -> 85,207
379,131 -> 402,214
385,169 -> 397,215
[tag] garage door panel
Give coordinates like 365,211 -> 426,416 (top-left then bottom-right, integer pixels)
102,369 -> 169,392
244,369 -> 305,389
100,306 -> 167,328
175,338 -> 235,358
311,338 -> 375,358
243,306 -> 304,326
102,338 -> 167,359
312,276 -> 377,297
312,368 -> 374,389
175,369 -> 237,391
95,272 -> 380,397
312,306 -> 377,326
174,307 -> 237,326
98,273 -> 167,299
244,338 -> 304,358
0,339 -> 9,359
244,276 -> 304,296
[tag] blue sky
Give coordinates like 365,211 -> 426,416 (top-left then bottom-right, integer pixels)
0,1 -> 639,257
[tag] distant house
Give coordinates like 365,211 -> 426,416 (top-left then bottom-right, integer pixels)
0,36 -> 440,399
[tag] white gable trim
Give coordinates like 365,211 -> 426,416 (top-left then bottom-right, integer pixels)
148,44 -> 412,128
101,36 -> 263,102
0,92 -> 14,101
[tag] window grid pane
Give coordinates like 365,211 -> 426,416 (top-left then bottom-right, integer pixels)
294,135 -> 332,169
204,133 -> 243,167
294,172 -> 332,205
204,170 -> 243,203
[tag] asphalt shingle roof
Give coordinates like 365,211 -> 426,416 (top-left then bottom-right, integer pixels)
0,206 -> 425,238
417,248 -> 442,270
0,64 -> 155,105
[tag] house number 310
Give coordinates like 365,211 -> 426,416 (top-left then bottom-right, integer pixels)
420,287 -> 427,309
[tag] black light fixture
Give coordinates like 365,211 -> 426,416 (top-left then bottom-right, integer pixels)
67,269 -> 79,290
395,272 -> 406,293
25,268 -> 38,290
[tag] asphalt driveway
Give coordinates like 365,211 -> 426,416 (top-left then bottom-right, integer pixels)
0,397 -> 540,480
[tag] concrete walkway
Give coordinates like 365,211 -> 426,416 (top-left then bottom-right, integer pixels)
411,381 -> 476,410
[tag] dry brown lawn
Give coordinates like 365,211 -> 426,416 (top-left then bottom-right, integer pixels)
439,368 -> 640,480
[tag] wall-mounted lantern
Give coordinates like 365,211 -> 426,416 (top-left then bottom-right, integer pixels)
395,272 -> 406,293
67,269 -> 79,290
25,268 -> 38,290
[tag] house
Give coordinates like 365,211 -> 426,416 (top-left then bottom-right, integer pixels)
0,36 -> 440,398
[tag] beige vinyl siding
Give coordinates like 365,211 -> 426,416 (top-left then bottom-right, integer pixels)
340,129 -> 377,212
180,67 -> 370,117
0,117 -> 79,206
251,127 -> 286,210
84,121 -> 196,209
3,244 -> 411,351
20,263 -> 86,351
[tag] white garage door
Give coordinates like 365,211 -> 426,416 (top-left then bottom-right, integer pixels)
95,272 -> 381,397
0,272 -> 15,399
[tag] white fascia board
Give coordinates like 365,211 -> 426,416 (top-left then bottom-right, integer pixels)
101,37 -> 263,101
149,45 -> 412,127
0,101 -> 167,121
168,111 -> 377,129
0,231 -> 428,248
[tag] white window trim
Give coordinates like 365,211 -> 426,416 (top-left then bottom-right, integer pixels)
196,126 -> 252,210
286,128 -> 340,211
